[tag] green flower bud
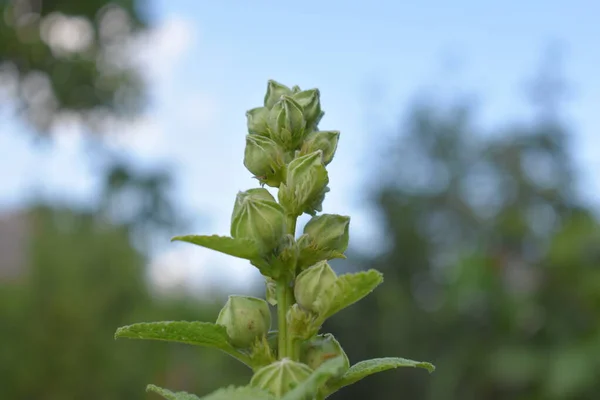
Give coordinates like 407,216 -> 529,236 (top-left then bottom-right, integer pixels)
304,214 -> 350,253
250,358 -> 313,397
264,80 -> 293,109
287,303 -> 315,340
243,135 -> 285,187
278,150 -> 329,216
249,334 -> 276,368
268,233 -> 299,277
294,261 -> 337,312
301,333 -> 350,373
216,295 -> 271,348
292,88 -> 322,131
268,96 -> 306,150
297,214 -> 350,269
231,188 -> 285,253
246,107 -> 271,136
298,130 -> 340,166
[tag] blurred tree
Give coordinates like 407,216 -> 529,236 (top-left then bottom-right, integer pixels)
327,55 -> 600,399
0,0 -> 149,133
99,160 -> 184,246
0,2 -> 251,398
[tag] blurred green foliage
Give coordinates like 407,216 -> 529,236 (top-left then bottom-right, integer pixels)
0,203 -> 250,399
326,65 -> 600,399
0,0 -> 148,132
0,156 -> 249,399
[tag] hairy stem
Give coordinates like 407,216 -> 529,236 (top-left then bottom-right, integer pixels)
286,214 -> 297,236
276,280 -> 289,359
276,214 -> 298,360
289,337 -> 300,361
285,287 -> 296,359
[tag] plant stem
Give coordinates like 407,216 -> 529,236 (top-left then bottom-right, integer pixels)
276,280 -> 289,359
286,214 -> 297,236
276,214 -> 298,360
285,288 -> 296,359
289,337 -> 300,361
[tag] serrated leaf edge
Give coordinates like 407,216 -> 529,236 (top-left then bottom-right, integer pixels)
115,321 -> 252,368
324,357 -> 435,396
315,269 -> 384,323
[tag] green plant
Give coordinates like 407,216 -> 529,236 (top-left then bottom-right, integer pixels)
115,80 -> 435,399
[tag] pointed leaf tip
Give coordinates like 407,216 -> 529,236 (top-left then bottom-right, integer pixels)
171,235 -> 261,260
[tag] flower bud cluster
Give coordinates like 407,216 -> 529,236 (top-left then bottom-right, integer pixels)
231,81 -> 354,392
243,80 -> 339,216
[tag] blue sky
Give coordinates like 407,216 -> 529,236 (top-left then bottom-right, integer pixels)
1,0 -> 598,294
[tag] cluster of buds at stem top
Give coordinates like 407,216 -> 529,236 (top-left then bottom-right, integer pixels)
244,81 -> 338,205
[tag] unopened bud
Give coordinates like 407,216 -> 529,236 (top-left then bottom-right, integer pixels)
294,261 -> 337,312
301,333 -> 350,372
268,234 -> 299,276
231,188 -> 285,253
287,303 -> 315,340
305,213 -> 350,252
216,295 -> 271,348
298,130 -> 340,165
278,151 -> 329,216
246,107 -> 271,136
297,214 -> 350,269
243,135 -> 285,187
268,96 -> 306,150
292,88 -> 322,131
250,358 -> 312,397
264,80 -> 293,109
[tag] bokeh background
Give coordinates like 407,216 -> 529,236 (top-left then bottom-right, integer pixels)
1,1 -> 599,399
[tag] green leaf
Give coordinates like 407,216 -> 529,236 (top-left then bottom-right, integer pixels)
115,321 -> 251,367
172,235 -> 260,260
314,270 -> 384,321
325,357 -> 435,395
282,356 -> 347,400
147,385 -> 201,400
200,387 -> 275,400
147,384 -> 276,400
